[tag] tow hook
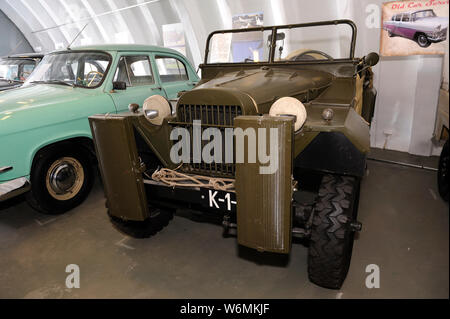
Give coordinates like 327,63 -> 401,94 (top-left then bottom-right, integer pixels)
350,220 -> 362,232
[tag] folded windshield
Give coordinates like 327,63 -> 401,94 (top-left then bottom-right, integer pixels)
206,21 -> 355,64
25,51 -> 110,88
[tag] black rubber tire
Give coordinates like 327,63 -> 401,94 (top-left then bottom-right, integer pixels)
108,208 -> 174,238
26,144 -> 94,214
388,30 -> 394,37
438,140 -> 449,202
416,33 -> 431,48
308,174 -> 360,289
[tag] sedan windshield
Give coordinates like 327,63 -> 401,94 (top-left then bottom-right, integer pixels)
414,10 -> 436,19
0,58 -> 37,83
25,51 -> 110,88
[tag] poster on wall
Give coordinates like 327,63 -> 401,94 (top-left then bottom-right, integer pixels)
162,23 -> 186,56
231,12 -> 264,62
380,0 -> 449,56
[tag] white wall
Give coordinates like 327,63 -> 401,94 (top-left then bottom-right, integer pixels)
373,55 -> 442,155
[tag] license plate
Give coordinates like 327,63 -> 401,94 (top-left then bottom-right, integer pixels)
200,189 -> 237,212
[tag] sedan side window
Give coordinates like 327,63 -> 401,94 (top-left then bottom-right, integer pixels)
21,63 -> 36,81
114,56 -> 153,87
155,56 -> 188,83
114,57 -> 130,86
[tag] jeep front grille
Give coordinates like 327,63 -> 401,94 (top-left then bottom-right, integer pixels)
177,104 -> 242,127
171,104 -> 243,176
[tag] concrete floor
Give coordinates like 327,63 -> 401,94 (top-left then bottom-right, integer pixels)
0,150 -> 448,299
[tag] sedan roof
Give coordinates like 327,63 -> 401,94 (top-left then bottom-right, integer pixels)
5,53 -> 44,59
55,44 -> 183,56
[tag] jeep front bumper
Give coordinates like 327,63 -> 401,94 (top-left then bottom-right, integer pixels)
0,176 -> 30,202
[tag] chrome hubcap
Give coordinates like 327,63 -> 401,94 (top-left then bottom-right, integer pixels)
418,36 -> 427,46
50,164 -> 76,193
46,157 -> 84,201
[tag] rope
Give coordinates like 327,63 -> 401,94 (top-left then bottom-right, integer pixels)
150,166 -> 235,192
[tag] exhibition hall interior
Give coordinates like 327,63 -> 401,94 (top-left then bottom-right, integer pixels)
0,0 -> 448,300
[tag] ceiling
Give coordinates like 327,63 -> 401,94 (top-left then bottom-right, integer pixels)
0,0 -> 355,67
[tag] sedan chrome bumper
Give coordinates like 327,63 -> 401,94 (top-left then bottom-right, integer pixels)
428,28 -> 448,42
0,177 -> 30,202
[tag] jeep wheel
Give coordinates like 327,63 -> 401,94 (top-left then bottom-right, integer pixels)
108,208 -> 174,238
307,174 -> 361,289
438,140 -> 449,202
26,144 -> 94,214
417,34 -> 431,48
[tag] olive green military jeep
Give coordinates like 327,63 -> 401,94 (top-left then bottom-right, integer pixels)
89,20 -> 379,289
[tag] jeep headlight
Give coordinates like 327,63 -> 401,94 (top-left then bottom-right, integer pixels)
269,97 -> 307,131
143,95 -> 172,126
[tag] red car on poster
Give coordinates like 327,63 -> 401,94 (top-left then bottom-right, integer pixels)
383,9 -> 448,47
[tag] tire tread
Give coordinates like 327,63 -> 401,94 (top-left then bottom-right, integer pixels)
308,174 -> 359,289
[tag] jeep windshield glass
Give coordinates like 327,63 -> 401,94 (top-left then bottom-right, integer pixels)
0,58 -> 37,83
206,21 -> 355,64
24,51 -> 110,88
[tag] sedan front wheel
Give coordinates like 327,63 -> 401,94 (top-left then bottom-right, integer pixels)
26,144 -> 94,214
417,33 -> 431,48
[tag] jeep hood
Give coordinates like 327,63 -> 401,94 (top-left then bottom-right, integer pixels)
195,67 -> 334,108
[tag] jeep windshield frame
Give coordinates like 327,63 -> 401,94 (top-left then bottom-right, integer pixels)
204,19 -> 357,65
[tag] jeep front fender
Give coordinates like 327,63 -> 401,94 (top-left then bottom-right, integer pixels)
294,107 -> 370,177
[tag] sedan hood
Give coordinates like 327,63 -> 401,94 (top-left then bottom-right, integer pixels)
0,84 -> 88,114
417,17 -> 449,29
0,84 -> 96,137
0,80 -> 22,92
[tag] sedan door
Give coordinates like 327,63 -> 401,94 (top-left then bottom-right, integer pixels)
393,14 -> 402,36
108,53 -> 166,113
152,53 -> 198,100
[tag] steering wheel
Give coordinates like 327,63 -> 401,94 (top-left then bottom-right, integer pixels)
289,50 -> 334,61
85,71 -> 104,87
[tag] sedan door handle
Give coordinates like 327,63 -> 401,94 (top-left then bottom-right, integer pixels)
152,87 -> 162,91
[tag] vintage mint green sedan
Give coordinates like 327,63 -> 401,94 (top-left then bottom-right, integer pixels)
0,44 -> 199,214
